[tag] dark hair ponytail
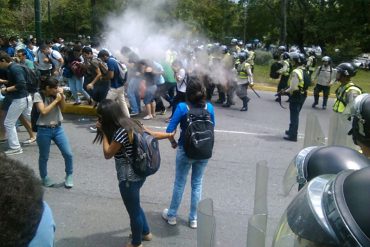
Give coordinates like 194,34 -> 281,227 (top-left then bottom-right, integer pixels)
185,76 -> 206,107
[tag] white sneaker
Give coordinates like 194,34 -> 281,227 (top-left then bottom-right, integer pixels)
4,148 -> 23,156
189,220 -> 197,229
162,208 -> 176,225
143,115 -> 153,120
89,126 -> 97,133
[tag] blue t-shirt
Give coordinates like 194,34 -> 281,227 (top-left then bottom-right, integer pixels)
107,57 -> 124,89
166,102 -> 215,146
28,201 -> 55,247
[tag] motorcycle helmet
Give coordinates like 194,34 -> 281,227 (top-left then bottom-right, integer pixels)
273,167 -> 370,247
349,94 -> 370,146
336,62 -> 357,77
283,145 -> 370,195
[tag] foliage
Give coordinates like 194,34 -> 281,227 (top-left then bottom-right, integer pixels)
254,50 -> 273,65
0,0 -> 369,58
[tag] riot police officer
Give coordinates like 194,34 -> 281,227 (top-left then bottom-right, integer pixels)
282,53 -> 308,142
312,56 -> 334,109
349,93 -> 370,157
275,52 -> 291,102
235,51 -> 253,111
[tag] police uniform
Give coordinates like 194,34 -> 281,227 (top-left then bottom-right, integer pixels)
333,82 -> 362,113
284,66 -> 307,141
236,61 -> 253,111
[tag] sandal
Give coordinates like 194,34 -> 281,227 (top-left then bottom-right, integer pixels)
22,138 -> 36,145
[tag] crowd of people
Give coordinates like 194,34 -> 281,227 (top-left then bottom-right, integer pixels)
0,34 -> 368,247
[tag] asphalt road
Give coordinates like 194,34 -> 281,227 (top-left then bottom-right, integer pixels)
1,90 -> 334,247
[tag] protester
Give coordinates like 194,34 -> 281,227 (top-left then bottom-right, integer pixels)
65,45 -> 91,105
94,99 -> 174,247
162,76 -> 215,229
0,152 -> 55,247
34,77 -> 74,188
98,50 -> 130,118
0,51 -> 33,155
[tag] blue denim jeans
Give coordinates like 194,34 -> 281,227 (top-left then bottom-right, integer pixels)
168,146 -> 208,221
37,126 -> 73,179
127,77 -> 141,114
119,180 -> 150,246
68,76 -> 90,103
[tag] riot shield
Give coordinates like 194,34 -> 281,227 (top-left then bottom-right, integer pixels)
327,112 -> 358,149
197,198 -> 216,247
303,113 -> 326,148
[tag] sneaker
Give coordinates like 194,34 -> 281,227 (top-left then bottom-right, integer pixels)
89,126 -> 97,133
42,176 -> 55,187
159,109 -> 167,115
130,112 -> 139,117
64,174 -> 73,188
189,220 -> 197,229
22,138 -> 36,145
143,115 -> 153,120
162,208 -> 176,225
4,148 -> 23,156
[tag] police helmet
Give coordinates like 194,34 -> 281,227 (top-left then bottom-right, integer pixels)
245,43 -> 252,49
238,40 -> 244,46
336,62 -> 357,77
238,51 -> 249,63
321,56 -> 331,63
281,52 -> 290,60
231,38 -> 238,45
278,45 -> 286,52
283,145 -> 370,194
220,45 -> 228,54
289,52 -> 305,65
350,94 -> 370,146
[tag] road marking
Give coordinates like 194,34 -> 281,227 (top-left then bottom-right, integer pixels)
146,125 -> 276,136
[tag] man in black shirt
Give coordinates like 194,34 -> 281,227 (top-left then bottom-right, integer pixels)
0,51 -> 32,155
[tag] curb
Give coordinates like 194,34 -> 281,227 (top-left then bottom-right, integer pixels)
62,85 -> 336,116
62,103 -> 97,116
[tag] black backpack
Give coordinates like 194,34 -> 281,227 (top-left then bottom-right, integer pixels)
300,68 -> 312,90
270,61 -> 283,79
131,131 -> 161,177
184,104 -> 214,160
19,64 -> 40,93
30,92 -> 45,132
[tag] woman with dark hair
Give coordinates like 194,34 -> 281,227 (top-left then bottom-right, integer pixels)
162,76 -> 215,229
34,77 -> 74,188
94,99 -> 174,247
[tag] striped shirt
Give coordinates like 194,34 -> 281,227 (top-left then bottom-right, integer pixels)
113,128 -> 142,182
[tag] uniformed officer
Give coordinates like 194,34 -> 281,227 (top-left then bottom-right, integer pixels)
235,51 -> 253,111
312,56 -> 335,109
282,53 -> 308,142
275,52 -> 291,102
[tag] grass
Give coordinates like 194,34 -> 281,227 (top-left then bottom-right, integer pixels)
254,64 -> 370,93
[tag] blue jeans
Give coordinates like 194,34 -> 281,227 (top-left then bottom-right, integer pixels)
37,126 -> 73,178
68,76 -> 90,103
168,147 -> 208,221
119,180 -> 150,246
288,99 -> 305,138
127,77 -> 141,114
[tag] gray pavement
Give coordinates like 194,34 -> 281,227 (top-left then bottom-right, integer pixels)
1,90 -> 334,247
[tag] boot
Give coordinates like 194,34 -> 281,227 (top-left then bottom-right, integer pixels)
215,92 -> 226,104
240,97 -> 249,111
